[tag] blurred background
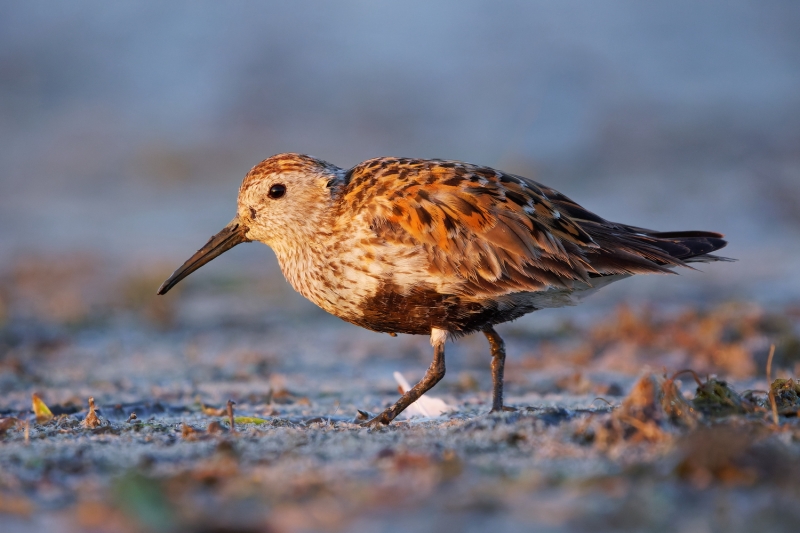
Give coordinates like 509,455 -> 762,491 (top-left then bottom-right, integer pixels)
1,0 -> 799,338
1,1 -> 799,321
2,4 -> 800,532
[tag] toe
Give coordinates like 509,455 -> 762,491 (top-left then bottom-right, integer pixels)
489,405 -> 517,413
360,415 -> 388,428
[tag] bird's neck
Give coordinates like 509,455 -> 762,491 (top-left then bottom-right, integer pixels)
272,238 -> 328,299
267,207 -> 345,314
268,208 -> 384,322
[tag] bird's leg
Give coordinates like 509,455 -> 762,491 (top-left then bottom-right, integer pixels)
364,334 -> 447,427
483,326 -> 509,412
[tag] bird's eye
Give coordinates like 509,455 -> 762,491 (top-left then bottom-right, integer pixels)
268,184 -> 286,199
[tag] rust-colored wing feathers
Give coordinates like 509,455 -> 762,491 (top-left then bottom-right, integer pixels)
342,158 -> 727,296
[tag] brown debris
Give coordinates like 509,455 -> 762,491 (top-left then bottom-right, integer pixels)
181,423 -> 198,441
593,371 -> 721,448
595,374 -> 674,448
770,378 -> 800,416
660,372 -> 700,428
691,378 -> 757,417
207,421 -> 225,434
201,403 -> 226,416
592,366 -> 800,452
0,417 -> 19,437
82,397 -> 102,429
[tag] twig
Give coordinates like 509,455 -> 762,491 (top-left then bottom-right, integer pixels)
769,392 -> 779,425
227,400 -> 236,434
766,344 -> 775,382
328,402 -> 341,426
591,397 -> 613,407
766,344 -> 779,425
670,369 -> 703,387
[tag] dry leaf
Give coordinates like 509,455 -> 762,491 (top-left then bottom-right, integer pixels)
32,393 -> 53,423
233,416 -> 268,425
201,404 -> 226,416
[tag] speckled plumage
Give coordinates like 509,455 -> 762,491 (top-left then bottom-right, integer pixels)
159,153 -> 729,425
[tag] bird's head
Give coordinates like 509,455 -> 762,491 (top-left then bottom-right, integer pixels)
157,153 -> 342,295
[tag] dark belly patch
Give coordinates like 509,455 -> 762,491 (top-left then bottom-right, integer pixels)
347,279 -> 535,336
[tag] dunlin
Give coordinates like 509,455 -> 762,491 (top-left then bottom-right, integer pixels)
158,154 -> 729,426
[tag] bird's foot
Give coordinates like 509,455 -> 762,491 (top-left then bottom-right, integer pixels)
355,409 -> 391,428
490,405 -> 517,413
361,416 -> 388,429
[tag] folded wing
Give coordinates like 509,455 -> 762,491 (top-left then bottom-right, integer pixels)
343,158 -> 728,297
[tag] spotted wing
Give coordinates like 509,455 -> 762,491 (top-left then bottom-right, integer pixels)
342,158 -> 688,297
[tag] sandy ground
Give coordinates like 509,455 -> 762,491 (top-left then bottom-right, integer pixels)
2,260 -> 800,533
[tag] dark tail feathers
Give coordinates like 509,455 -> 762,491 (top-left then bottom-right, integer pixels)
634,230 -> 731,263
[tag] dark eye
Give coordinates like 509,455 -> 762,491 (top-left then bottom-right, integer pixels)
268,184 -> 286,199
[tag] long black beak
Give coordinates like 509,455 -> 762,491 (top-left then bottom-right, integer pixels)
157,217 -> 251,295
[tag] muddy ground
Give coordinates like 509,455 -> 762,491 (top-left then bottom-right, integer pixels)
1,259 -> 800,533
2,5 -> 800,531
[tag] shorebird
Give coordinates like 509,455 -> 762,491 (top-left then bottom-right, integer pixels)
158,154 -> 729,426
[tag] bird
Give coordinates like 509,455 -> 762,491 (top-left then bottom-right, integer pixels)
158,153 -> 729,426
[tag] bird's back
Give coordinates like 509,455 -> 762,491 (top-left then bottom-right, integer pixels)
317,157 -> 728,335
